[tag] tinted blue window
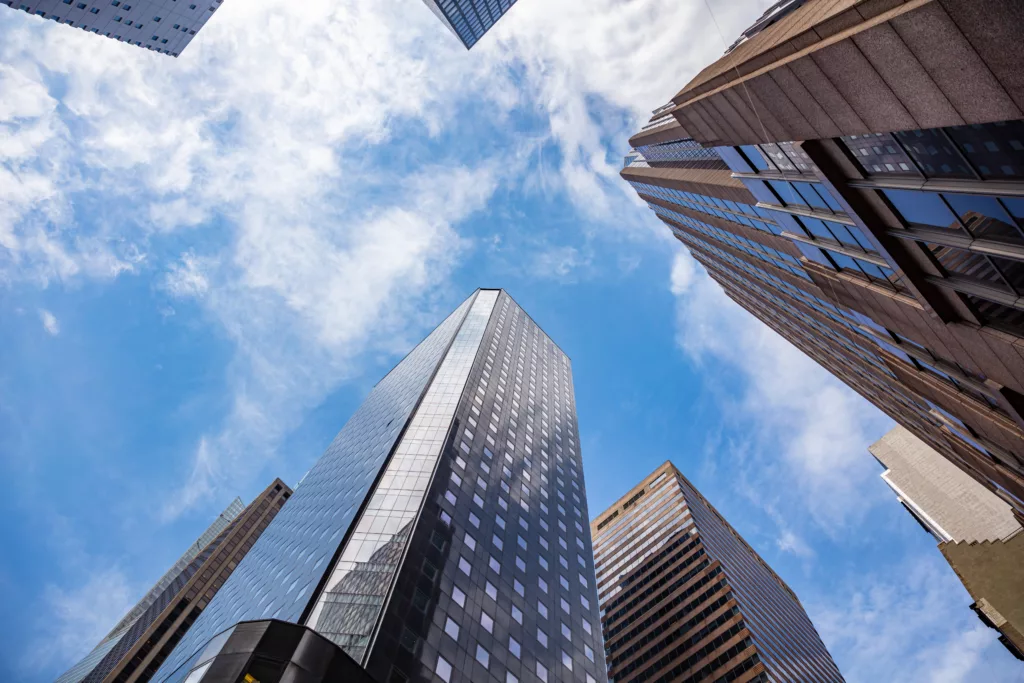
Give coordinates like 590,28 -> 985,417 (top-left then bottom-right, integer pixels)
883,189 -> 958,229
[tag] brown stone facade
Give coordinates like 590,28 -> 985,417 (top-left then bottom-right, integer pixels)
80,479 -> 293,683
621,0 -> 1024,531
592,462 -> 844,683
940,531 -> 1024,659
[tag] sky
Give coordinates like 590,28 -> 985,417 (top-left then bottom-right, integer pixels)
0,0 -> 1021,681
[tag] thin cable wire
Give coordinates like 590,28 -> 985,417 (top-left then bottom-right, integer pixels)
700,0 -> 804,207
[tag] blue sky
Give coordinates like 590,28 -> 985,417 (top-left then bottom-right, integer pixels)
0,0 -> 1021,680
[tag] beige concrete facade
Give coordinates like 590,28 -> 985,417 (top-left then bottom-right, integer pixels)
872,425 -> 1021,542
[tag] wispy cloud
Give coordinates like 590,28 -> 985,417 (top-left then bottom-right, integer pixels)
810,553 -> 1020,682
669,250 -> 893,532
23,567 -> 136,673
162,251 -> 210,299
38,308 -> 59,335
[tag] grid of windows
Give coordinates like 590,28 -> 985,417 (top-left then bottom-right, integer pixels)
424,0 -> 517,49
375,291 -> 607,683
594,464 -> 843,683
1,0 -> 217,55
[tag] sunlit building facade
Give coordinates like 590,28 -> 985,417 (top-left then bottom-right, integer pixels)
1,0 -> 222,56
623,0 -> 1024,528
154,289 -> 608,683
593,462 -> 844,683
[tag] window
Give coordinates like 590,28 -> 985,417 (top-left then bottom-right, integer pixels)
509,636 -> 521,659
489,556 -> 501,574
481,611 -> 493,633
506,674 -> 518,683
492,534 -> 503,551
561,622 -> 572,640
561,651 -> 573,671
511,604 -> 523,624
539,577 -> 548,593
458,557 -> 472,576
536,663 -> 548,683
582,618 -> 592,635
537,628 -> 548,647
475,644 -> 490,668
469,512 -> 480,528
464,532 -> 476,551
444,617 -> 459,640
435,655 -> 453,683
485,581 -> 497,600
452,585 -> 466,608
585,644 -> 594,662
514,579 -> 524,597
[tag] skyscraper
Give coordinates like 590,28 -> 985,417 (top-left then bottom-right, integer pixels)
154,290 -> 608,683
420,0 -> 518,50
871,426 -> 1024,658
623,0 -> 1024,527
592,462 -> 844,683
55,480 -> 291,683
1,0 -> 224,57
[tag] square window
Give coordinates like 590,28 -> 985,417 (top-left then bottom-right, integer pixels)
582,618 -> 592,635
464,532 -> 476,551
453,585 -> 466,608
489,556 -> 501,574
509,636 -> 521,659
585,644 -> 594,662
435,655 -> 452,683
492,534 -> 503,550
476,644 -> 490,668
561,651 -> 573,671
516,556 -> 526,572
444,617 -> 459,640
512,605 -> 523,624
537,628 -> 548,647
481,611 -> 493,633
514,579 -> 525,597
469,512 -> 480,528
561,598 -> 570,613
561,622 -> 571,640
486,581 -> 497,600
506,674 -> 518,683
458,557 -> 472,576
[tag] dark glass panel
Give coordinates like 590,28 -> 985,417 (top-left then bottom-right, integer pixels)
894,129 -> 973,178
842,133 -> 918,176
946,121 -> 1024,180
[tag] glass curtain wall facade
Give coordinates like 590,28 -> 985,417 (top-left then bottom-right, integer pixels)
622,0 -> 1024,528
421,0 -> 518,49
593,462 -> 843,683
55,481 -> 291,683
155,289 -> 608,683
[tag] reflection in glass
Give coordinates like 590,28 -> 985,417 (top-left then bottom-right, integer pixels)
306,291 -> 499,661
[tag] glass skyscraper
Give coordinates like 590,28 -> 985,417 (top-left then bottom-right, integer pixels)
623,0 -> 1024,531
593,462 -> 844,683
421,0 -> 519,50
154,289 -> 608,683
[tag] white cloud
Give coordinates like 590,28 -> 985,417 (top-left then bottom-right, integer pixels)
162,251 -> 210,299
811,553 -> 1021,683
38,308 -> 59,335
24,567 -> 136,673
670,250 -> 893,531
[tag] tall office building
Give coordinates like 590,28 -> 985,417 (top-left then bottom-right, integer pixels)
623,0 -> 1024,527
2,0 -> 223,57
593,462 -> 843,683
420,0 -> 518,50
871,426 -> 1024,658
154,290 -> 608,683
55,480 -> 291,683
